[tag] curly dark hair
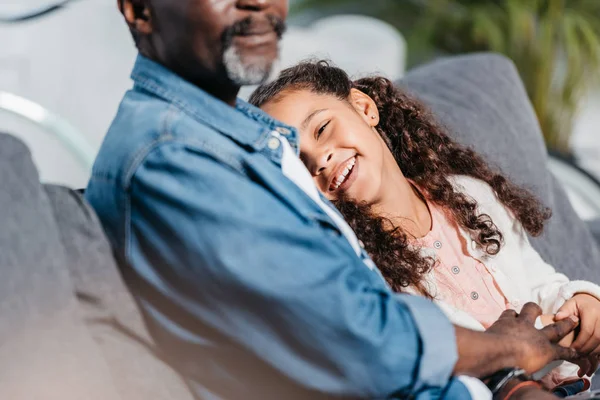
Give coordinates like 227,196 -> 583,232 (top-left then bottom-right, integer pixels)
249,60 -> 551,296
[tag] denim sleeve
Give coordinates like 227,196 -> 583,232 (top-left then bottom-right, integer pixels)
129,143 -> 460,398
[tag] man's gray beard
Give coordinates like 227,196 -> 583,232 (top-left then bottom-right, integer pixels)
223,44 -> 277,86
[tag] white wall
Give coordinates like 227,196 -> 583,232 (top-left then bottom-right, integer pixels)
1,1 -> 598,189
0,0 -> 136,187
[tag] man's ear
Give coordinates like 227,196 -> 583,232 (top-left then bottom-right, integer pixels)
120,0 -> 153,36
349,88 -> 380,127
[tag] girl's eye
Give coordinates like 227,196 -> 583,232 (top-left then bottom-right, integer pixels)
316,120 -> 331,139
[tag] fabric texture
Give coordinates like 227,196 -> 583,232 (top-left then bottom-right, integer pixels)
399,53 -> 600,284
408,176 -> 600,333
587,218 -> 600,246
412,176 -> 600,384
44,185 -> 194,400
0,133 -> 120,400
415,200 -> 508,329
0,132 -> 194,399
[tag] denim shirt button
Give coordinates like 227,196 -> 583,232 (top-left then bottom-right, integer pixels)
268,137 -> 281,150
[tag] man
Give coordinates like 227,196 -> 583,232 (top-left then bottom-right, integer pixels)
86,1 -> 579,398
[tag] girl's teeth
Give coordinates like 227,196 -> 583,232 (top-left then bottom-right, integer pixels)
331,157 -> 356,191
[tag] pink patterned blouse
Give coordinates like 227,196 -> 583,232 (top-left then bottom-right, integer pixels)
415,202 -> 510,329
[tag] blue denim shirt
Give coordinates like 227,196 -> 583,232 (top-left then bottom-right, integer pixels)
86,55 -> 472,400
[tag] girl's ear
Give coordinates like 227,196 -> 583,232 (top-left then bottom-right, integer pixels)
350,88 -> 379,127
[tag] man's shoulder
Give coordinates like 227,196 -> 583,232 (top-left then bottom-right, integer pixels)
116,88 -> 227,145
90,89 -> 244,189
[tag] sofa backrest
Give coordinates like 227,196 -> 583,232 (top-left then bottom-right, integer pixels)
0,132 -> 193,399
45,184 -> 195,400
0,133 -> 120,399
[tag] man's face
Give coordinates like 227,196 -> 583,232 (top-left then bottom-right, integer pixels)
142,0 -> 288,86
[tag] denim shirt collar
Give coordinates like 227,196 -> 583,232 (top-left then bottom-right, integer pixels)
130,54 -> 299,154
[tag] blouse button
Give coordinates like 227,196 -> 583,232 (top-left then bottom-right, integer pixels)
471,291 -> 479,300
433,241 -> 442,249
451,266 -> 460,274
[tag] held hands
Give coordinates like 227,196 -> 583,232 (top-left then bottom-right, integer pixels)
539,314 -> 575,347
487,303 -> 580,374
554,293 -> 600,376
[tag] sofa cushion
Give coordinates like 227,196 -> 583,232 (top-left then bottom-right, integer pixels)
0,133 -> 120,400
586,219 -> 600,247
0,131 -> 193,399
400,53 -> 600,284
44,185 -> 195,400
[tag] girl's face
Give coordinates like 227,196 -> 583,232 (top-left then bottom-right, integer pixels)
261,89 -> 399,204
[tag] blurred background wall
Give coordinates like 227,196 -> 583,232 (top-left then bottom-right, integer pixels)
0,0 -> 407,187
0,0 -> 599,200
0,0 -> 135,187
292,0 -> 600,176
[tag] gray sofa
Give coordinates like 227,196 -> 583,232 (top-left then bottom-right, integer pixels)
0,53 -> 598,399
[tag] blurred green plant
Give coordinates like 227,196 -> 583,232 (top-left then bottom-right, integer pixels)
292,0 -> 600,155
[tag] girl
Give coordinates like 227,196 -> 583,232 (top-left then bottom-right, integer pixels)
249,60 -> 600,390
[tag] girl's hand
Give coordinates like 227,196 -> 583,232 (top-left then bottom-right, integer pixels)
555,294 -> 600,377
555,294 -> 600,355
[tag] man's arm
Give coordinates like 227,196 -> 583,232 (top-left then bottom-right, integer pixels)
455,326 -> 520,377
128,142 -> 461,398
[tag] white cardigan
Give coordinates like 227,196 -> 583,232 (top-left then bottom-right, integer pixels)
407,175 -> 600,381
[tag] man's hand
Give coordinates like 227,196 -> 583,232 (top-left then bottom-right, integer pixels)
540,314 -> 575,347
487,304 -> 580,374
454,303 -> 580,378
